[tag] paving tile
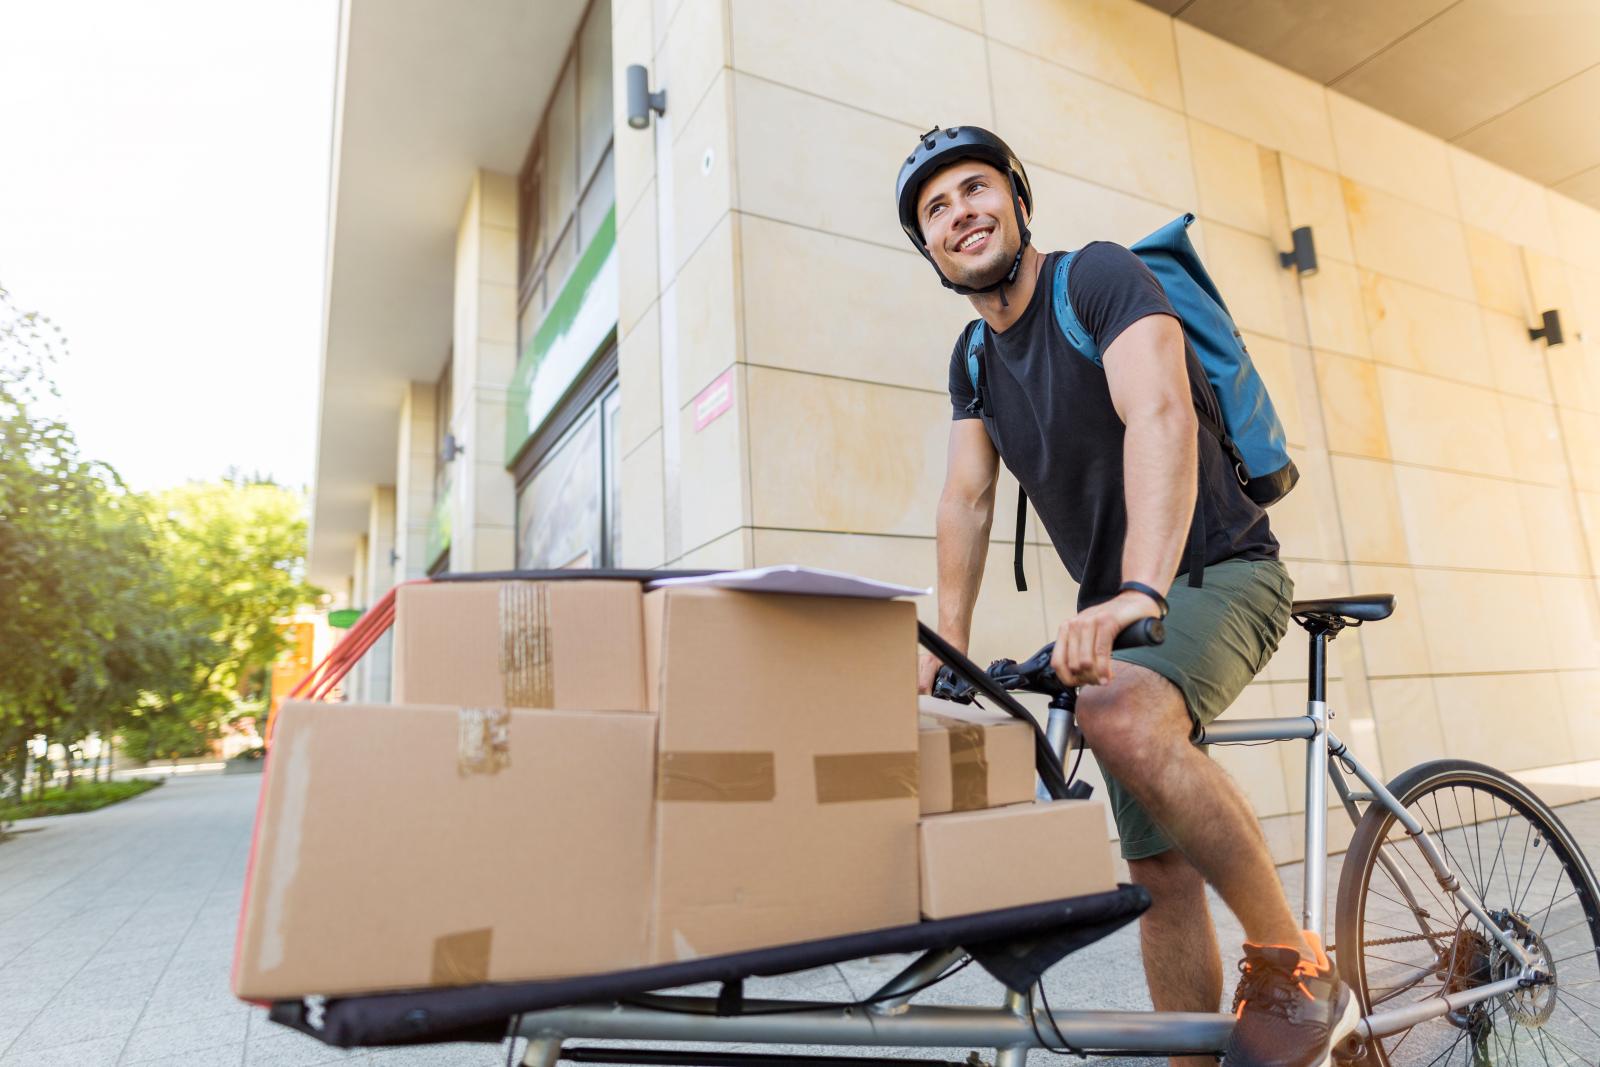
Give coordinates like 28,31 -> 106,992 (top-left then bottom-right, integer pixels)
5,1001 -> 143,1054
123,1045 -> 247,1067
0,1034 -> 127,1067
247,1020 -> 371,1065
121,1009 -> 248,1062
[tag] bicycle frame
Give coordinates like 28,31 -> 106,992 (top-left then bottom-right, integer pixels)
510,623 -> 1550,1064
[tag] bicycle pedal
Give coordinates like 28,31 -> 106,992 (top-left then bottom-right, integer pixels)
1332,1033 -> 1371,1066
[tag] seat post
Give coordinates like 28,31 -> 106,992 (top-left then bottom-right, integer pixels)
1302,624 -> 1333,939
1306,625 -> 1328,704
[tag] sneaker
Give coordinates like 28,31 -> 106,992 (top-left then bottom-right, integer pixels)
1224,932 -> 1360,1066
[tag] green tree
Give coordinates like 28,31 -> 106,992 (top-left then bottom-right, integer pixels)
1,283 -> 319,798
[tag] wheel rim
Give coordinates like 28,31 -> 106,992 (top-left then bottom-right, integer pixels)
1350,772 -> 1600,1065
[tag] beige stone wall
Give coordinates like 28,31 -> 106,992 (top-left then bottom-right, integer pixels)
448,170 -> 521,572
615,0 -> 1600,855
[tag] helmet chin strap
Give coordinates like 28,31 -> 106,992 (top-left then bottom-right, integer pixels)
926,174 -> 1033,306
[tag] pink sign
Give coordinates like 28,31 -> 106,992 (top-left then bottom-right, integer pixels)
692,369 -> 734,431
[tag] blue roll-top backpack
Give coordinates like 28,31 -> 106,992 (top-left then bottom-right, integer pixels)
967,213 -> 1299,592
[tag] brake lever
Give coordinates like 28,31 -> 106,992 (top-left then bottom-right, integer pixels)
931,667 -> 977,704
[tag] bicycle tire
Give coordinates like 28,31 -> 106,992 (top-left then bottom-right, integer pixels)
1334,758 -> 1600,1065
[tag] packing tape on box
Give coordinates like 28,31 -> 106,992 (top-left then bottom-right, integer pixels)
458,707 -> 512,776
813,751 -> 919,804
658,751 -> 777,802
430,927 -> 492,985
923,712 -> 990,811
499,582 -> 552,707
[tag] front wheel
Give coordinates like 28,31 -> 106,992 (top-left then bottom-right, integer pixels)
1334,759 -> 1600,1065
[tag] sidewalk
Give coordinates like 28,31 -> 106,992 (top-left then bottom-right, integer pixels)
2,774 -> 1596,1066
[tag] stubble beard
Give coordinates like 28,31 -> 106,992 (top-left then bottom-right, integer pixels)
944,234 -> 1015,290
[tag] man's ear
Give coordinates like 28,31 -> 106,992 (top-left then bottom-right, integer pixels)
1017,196 -> 1031,225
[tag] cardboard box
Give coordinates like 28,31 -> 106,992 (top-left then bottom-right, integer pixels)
918,800 -> 1116,919
392,580 -> 647,711
643,586 -> 921,960
917,695 -> 1036,815
234,701 -> 655,999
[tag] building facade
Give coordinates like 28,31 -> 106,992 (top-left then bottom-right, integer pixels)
310,0 -> 1600,859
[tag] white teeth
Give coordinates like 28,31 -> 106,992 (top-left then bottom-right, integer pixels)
958,228 -> 992,251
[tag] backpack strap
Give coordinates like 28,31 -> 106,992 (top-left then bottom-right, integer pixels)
965,321 -> 984,405
1051,253 -> 1098,363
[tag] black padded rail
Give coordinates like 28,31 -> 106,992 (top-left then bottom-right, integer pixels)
267,886 -> 1150,1049
1290,594 -> 1394,624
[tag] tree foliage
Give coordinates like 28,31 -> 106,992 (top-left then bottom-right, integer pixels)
0,284 -> 319,797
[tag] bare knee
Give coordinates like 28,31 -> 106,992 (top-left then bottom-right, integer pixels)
1128,850 -> 1206,909
1075,667 -> 1190,780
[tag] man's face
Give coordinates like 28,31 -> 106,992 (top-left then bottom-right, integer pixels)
915,160 -> 1026,289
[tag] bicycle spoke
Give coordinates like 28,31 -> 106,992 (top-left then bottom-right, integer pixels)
1511,818 -> 1535,910
1350,773 -> 1600,1067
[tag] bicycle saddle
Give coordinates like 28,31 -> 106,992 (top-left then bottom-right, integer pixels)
1291,594 -> 1394,629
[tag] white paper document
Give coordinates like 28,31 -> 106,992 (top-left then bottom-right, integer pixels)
647,564 -> 929,600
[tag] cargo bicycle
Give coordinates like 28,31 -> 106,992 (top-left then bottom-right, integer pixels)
272,576 -> 1600,1066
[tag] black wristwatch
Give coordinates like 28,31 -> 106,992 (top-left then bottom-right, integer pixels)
1118,581 -> 1169,619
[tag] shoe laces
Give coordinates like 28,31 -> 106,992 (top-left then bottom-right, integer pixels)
1231,947 -> 1317,1019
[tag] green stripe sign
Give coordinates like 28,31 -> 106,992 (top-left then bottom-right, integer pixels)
505,206 -> 618,466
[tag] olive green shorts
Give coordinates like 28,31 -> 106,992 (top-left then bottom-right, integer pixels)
1102,557 -> 1293,861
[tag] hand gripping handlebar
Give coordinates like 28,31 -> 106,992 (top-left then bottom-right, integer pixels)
918,618 -> 1164,800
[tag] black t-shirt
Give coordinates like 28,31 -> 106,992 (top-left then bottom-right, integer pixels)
948,242 -> 1278,609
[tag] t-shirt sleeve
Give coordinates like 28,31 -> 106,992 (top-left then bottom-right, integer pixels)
1066,241 -> 1179,362
947,323 -> 980,421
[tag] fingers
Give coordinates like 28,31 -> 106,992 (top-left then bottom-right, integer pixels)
1093,616 -> 1116,684
1053,610 -> 1120,687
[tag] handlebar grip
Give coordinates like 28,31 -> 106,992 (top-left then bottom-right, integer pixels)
1112,617 -> 1165,650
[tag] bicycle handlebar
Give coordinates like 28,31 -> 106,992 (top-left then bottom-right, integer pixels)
931,616 -> 1165,704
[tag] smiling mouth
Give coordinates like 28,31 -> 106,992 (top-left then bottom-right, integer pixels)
953,227 -> 994,254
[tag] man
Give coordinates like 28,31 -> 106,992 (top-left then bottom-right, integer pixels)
898,126 -> 1358,1066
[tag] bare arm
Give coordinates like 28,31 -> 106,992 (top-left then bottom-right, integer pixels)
1053,312 -> 1196,686
920,418 -> 999,691
1104,313 -> 1197,593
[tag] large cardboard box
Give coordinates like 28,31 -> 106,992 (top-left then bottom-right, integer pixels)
392,580 -> 647,711
917,696 -> 1035,815
918,801 -> 1116,919
643,587 -> 921,961
234,701 -> 655,999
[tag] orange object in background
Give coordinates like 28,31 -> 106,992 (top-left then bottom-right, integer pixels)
268,621 -> 316,721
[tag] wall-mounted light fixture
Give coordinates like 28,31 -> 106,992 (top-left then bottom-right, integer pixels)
626,65 -> 666,130
1278,226 -> 1318,277
1528,309 -> 1564,347
440,432 -> 465,464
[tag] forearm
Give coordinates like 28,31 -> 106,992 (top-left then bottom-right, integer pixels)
935,491 -> 993,650
1121,413 -> 1197,591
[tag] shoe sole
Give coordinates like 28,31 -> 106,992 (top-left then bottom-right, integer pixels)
1313,990 -> 1362,1067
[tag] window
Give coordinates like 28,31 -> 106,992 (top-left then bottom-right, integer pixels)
517,0 -> 613,341
515,368 -> 621,569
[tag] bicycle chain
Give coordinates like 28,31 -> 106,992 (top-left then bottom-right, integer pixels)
1330,931 -> 1454,953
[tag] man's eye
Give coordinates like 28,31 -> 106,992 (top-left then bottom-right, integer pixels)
928,204 -> 944,219
970,182 -> 986,193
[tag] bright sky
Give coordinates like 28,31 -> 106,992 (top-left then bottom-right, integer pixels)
0,1 -> 337,492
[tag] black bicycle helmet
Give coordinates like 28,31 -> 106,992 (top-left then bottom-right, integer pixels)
895,125 -> 1033,298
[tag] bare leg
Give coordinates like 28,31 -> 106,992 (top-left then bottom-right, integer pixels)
1128,850 -> 1224,1067
1077,664 -> 1307,956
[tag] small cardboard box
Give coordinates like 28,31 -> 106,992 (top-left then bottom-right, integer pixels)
392,580 -> 647,711
233,701 -> 655,999
643,586 -> 922,961
917,696 -> 1035,815
918,800 -> 1116,919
